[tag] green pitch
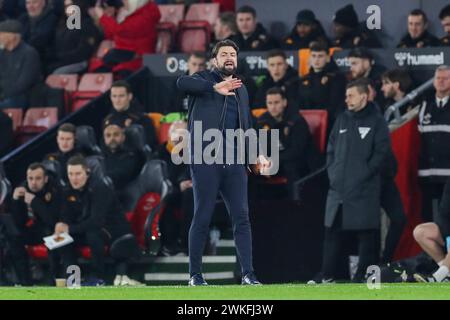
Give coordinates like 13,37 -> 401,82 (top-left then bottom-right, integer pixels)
0,283 -> 450,300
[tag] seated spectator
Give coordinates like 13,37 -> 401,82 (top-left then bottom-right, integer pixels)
233,5 -> 277,51
332,4 -> 382,49
381,69 -> 414,114
55,155 -> 142,286
45,0 -> 102,75
348,48 -> 386,107
156,120 -> 193,256
101,116 -> 145,191
44,123 -> 79,183
298,41 -> 346,122
282,9 -> 329,50
253,49 -> 300,110
256,87 -> 321,199
0,110 -> 14,157
440,5 -> 450,46
413,178 -> 450,283
8,163 -> 62,285
92,0 -> 161,76
211,11 -> 237,51
107,80 -> 158,150
397,9 -> 440,48
172,52 -> 207,113
19,0 -> 58,59
0,19 -> 41,109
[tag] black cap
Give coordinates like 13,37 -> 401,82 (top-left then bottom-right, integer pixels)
102,114 -> 126,130
333,4 -> 359,29
348,47 -> 373,61
0,19 -> 23,34
296,9 -> 316,25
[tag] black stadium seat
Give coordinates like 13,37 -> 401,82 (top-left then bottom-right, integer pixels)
125,124 -> 152,159
76,125 -> 102,156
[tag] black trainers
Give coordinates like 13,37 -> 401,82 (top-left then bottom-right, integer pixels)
188,273 -> 208,286
241,272 -> 262,285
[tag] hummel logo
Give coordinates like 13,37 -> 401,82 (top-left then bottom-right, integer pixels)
339,129 -> 347,134
359,127 -> 371,139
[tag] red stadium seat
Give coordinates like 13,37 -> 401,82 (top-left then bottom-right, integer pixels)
77,73 -> 113,93
299,110 -> 328,153
184,3 -> 219,26
22,107 -> 58,128
15,107 -> 58,145
158,4 -> 185,27
158,122 -> 172,144
177,3 -> 219,53
26,244 -> 48,260
45,74 -> 79,92
71,73 -> 113,111
156,23 -> 176,54
3,108 -> 23,131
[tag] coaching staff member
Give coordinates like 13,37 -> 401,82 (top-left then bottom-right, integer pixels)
177,39 -> 270,286
309,79 -> 391,284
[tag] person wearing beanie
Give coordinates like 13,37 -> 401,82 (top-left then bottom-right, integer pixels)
0,19 -> 41,109
282,9 -> 330,50
332,4 -> 382,49
397,9 -> 439,48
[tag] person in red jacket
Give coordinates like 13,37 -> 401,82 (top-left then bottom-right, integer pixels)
93,0 -> 161,76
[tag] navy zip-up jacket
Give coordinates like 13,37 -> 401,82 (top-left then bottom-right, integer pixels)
177,70 -> 255,164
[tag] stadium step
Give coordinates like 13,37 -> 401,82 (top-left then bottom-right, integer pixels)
143,239 -> 238,285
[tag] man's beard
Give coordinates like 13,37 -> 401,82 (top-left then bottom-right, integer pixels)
218,64 -> 237,77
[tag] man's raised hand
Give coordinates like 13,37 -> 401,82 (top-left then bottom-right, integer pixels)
213,78 -> 242,96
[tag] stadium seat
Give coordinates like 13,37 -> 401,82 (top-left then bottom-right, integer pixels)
148,112 -> 163,136
71,73 -> 113,111
125,124 -> 152,158
45,74 -> 79,92
156,4 -> 185,53
158,4 -> 185,27
299,109 -> 328,153
158,122 -> 172,144
177,3 -> 219,53
76,125 -> 102,156
15,107 -> 58,145
26,244 -> 48,260
118,158 -> 172,255
2,108 -> 23,131
251,108 -> 267,118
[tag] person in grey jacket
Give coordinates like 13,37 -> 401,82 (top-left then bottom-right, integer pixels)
309,78 -> 391,284
0,19 -> 41,109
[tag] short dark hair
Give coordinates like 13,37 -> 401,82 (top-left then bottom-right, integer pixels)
266,49 -> 286,61
188,51 -> 207,61
27,162 -> 47,175
237,5 -> 256,18
211,39 -> 239,58
67,155 -> 89,172
266,87 -> 286,99
58,123 -> 76,135
219,11 -> 237,34
111,80 -> 132,94
409,9 -> 428,24
381,69 -> 412,93
348,47 -> 373,61
309,41 -> 329,53
439,5 -> 450,20
346,79 -> 370,95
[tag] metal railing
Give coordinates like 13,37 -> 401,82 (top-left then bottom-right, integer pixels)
384,78 -> 434,124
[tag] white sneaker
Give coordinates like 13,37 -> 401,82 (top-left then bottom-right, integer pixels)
120,275 -> 144,286
113,275 -> 122,286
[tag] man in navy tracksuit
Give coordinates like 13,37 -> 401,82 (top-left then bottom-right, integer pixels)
177,40 -> 269,286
